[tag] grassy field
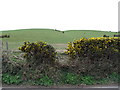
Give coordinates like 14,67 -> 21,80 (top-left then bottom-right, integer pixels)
1,29 -> 117,50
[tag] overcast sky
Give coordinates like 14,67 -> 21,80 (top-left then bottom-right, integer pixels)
0,0 -> 119,32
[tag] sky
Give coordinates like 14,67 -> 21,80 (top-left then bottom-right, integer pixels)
0,0 -> 119,32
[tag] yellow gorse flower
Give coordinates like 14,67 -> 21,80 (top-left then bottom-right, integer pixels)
66,37 -> 120,58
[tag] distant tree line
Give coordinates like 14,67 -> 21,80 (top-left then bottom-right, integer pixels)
0,35 -> 10,38
54,29 -> 64,33
103,34 -> 120,37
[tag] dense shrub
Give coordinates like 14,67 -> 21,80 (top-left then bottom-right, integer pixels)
2,52 -> 23,75
19,41 -> 57,66
18,41 -> 60,81
21,63 -> 61,82
66,37 -> 120,78
2,51 -> 60,84
66,37 -> 120,58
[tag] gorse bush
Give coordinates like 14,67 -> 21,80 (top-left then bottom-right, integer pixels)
19,41 -> 57,65
66,37 -> 120,78
18,41 -> 59,81
66,37 -> 120,58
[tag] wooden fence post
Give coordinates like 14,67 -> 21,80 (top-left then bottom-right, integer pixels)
6,42 -> 8,50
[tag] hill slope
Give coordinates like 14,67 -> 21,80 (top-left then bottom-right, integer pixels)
1,29 -> 117,50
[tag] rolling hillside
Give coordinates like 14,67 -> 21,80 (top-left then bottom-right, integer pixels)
1,29 -> 117,50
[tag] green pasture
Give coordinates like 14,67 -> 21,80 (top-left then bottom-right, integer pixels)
1,29 -> 117,50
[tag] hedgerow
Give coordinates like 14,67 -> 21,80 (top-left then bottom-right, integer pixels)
2,39 -> 120,85
65,37 -> 120,78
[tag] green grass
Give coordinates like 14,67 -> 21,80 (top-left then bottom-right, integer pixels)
2,73 -> 22,85
2,72 -> 119,86
33,75 -> 54,86
61,72 -> 81,85
2,29 -> 117,50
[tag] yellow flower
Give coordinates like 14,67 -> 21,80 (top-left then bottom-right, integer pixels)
113,49 -> 119,52
105,46 -> 107,48
99,48 -> 102,50
90,37 -> 95,39
18,47 -> 22,50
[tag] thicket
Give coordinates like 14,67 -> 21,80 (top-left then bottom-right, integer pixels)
66,37 -> 120,78
18,41 -> 61,82
19,41 -> 57,65
2,41 -> 59,84
2,52 -> 23,75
